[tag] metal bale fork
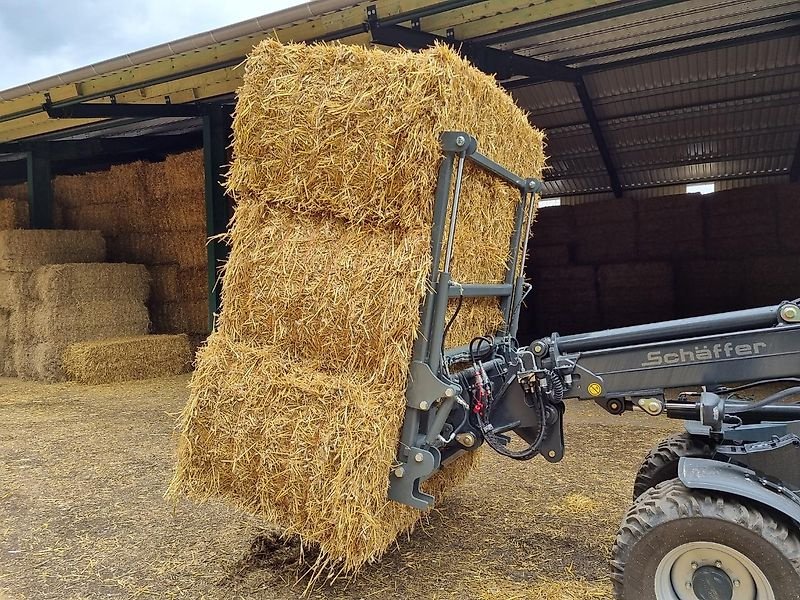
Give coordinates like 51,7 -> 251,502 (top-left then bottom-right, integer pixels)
389,131 -> 542,509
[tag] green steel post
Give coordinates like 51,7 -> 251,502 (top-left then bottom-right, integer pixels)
203,105 -> 232,332
26,143 -> 53,228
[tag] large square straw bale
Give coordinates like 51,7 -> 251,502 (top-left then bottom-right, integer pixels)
63,334 -> 192,384
170,41 -> 545,575
0,230 -> 105,272
31,263 -> 150,304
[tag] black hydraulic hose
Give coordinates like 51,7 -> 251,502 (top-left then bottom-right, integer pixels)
717,378 -> 800,394
729,386 -> 800,414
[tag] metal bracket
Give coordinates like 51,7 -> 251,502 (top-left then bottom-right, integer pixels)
388,446 -> 441,509
526,177 -> 544,194
780,302 -> 800,323
439,131 -> 477,156
366,4 -> 378,25
406,361 -> 458,410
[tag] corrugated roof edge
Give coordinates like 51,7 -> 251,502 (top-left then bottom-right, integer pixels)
0,0 -> 360,101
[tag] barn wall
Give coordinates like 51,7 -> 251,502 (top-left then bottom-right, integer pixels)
521,183 -> 800,342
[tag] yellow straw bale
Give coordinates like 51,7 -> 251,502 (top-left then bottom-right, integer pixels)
32,263 -> 150,304
170,40 -> 545,575
0,230 -> 105,272
63,334 -> 192,384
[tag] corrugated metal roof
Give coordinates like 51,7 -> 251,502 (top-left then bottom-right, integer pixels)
507,1 -> 800,197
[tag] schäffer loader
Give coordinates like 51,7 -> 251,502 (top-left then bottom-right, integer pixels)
391,131 -> 800,600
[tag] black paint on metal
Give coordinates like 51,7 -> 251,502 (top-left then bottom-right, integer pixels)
369,24 -> 578,82
47,102 -> 208,119
574,76 -> 622,197
26,143 -> 52,229
203,105 -> 233,332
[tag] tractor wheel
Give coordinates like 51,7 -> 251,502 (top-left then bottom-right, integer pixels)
611,479 -> 800,600
633,432 -> 715,499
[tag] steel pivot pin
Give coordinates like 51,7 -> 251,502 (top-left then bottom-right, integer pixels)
455,135 -> 466,147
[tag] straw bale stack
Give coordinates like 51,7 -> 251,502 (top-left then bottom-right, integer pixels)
573,198 -> 636,264
2,257 -> 151,381
49,153 -> 210,337
704,192 -> 778,258
0,198 -> 28,230
63,334 -> 192,384
636,194 -> 703,260
169,40 -> 545,575
528,266 -> 599,337
598,262 -> 675,327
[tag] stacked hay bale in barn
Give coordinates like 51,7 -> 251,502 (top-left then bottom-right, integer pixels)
63,334 -> 192,384
0,230 -> 106,377
169,41 -> 545,576
51,151 -> 209,338
0,229 -> 192,382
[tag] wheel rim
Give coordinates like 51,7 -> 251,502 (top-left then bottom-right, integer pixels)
654,541 -> 775,600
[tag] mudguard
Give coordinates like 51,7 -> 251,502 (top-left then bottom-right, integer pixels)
678,457 -> 800,528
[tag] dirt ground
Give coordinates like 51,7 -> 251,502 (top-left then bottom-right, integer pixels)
0,374 -> 679,600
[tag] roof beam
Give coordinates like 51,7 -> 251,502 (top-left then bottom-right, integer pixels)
474,0 -> 691,46
545,171 -> 790,198
574,76 -> 622,198
46,102 -> 210,120
369,24 -> 579,82
423,0 -> 621,37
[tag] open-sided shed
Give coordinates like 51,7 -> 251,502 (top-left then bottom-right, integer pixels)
0,0 -> 798,344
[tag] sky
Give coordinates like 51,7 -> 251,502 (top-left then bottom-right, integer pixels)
0,0 -> 304,91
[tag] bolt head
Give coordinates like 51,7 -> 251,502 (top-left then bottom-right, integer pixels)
647,401 -> 661,414
783,305 -> 799,320
414,452 -> 424,463
444,387 -> 454,398
691,562 -> 699,570
394,467 -> 405,478
547,450 -> 557,458
685,582 -> 692,589
455,135 -> 466,147
419,401 -> 429,410
733,580 -> 740,588
715,560 -> 722,569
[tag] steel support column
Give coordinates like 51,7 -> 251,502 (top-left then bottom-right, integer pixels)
26,143 -> 52,228
575,76 -> 622,198
203,105 -> 232,332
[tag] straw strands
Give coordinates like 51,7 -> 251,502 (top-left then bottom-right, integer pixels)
169,40 -> 545,577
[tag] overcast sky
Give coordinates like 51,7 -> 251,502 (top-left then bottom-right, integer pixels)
0,0 -> 304,91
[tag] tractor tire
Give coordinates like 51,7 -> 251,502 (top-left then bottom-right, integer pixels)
633,432 -> 715,499
611,479 -> 800,600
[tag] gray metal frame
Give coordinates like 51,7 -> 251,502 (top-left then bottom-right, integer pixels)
389,131 -> 542,508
